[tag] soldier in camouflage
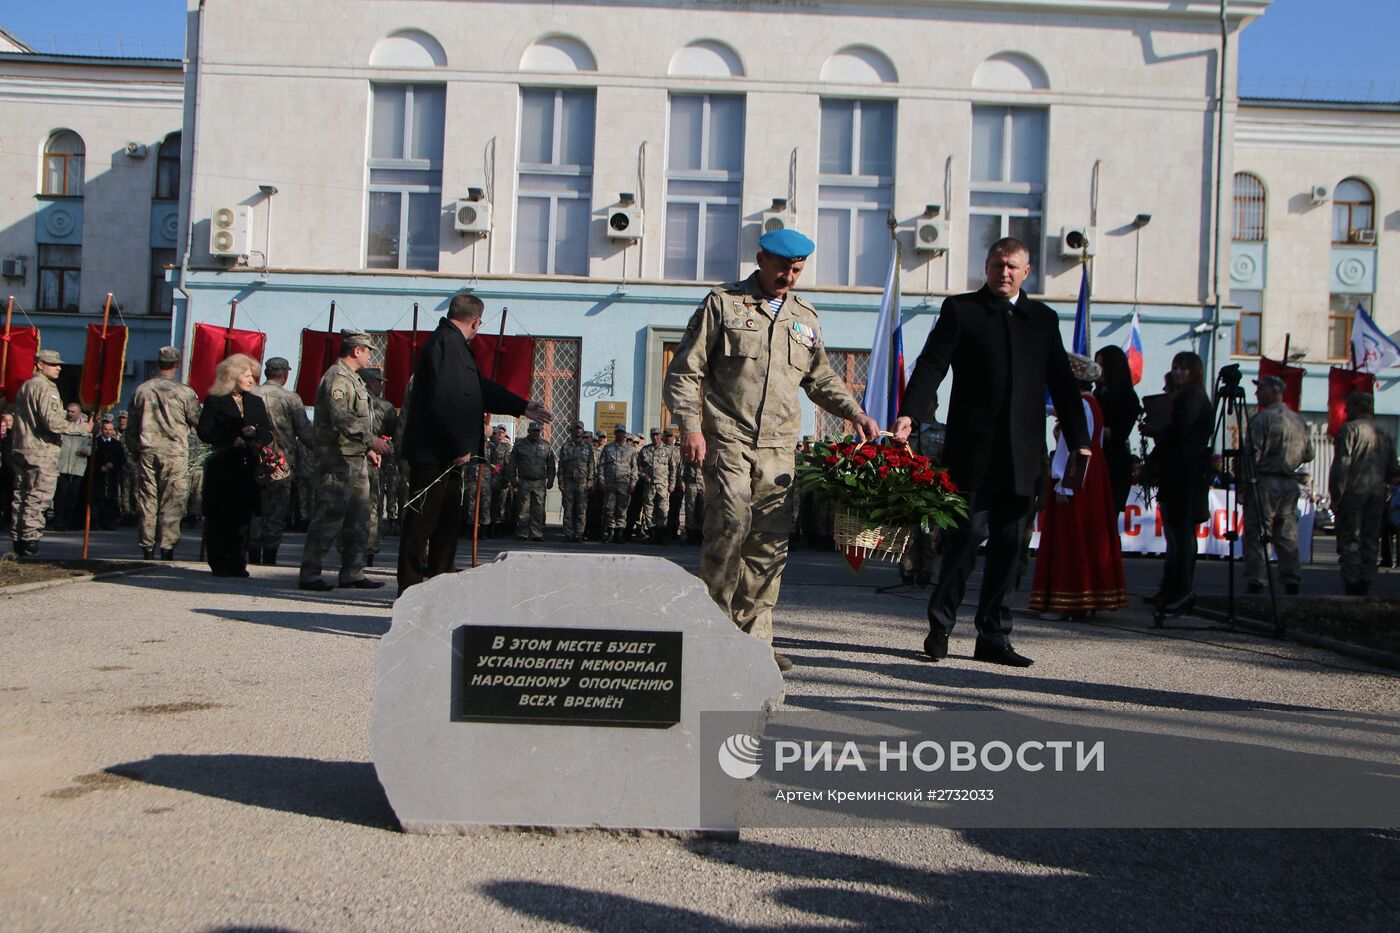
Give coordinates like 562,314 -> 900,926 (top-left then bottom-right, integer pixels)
487,424 -> 513,536
116,410 -> 138,523
1329,391 -> 1399,596
511,421 -> 556,540
127,346 -> 202,560
251,357 -> 311,565
1243,376 -> 1313,595
636,428 -> 674,543
557,420 -> 596,542
680,456 -> 704,544
663,229 -> 878,670
599,424 -> 637,543
357,367 -> 400,567
9,350 -> 89,556
298,330 -> 392,591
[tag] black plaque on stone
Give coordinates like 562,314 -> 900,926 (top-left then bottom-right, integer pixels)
459,625 -> 682,728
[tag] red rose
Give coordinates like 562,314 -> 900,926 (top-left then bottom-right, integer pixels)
824,454 -> 839,466
877,465 -> 891,478
913,468 -> 935,484
938,471 -> 957,492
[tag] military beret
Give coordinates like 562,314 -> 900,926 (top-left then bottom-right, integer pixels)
360,367 -> 384,382
340,329 -> 373,350
264,356 -> 291,375
157,346 -> 181,365
36,349 -> 66,365
758,228 -> 815,259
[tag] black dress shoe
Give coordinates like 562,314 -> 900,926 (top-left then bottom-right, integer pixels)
299,579 -> 334,591
342,578 -> 385,589
973,639 -> 1034,667
923,632 -> 949,661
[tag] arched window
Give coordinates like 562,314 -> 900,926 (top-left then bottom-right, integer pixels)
1232,173 -> 1265,241
42,130 -> 84,196
155,133 -> 181,200
1332,178 -> 1375,244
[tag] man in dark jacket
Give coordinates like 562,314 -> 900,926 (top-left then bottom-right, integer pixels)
894,238 -> 1088,667
397,293 -> 551,591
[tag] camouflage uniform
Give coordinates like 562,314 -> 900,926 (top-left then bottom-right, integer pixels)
361,394 -> 399,560
252,379 -> 311,561
299,360 -> 376,586
488,435 -> 513,527
636,440 -> 676,539
557,431 -> 597,540
510,432 -> 556,539
681,458 -> 705,541
1329,415 -> 1397,592
663,273 -> 865,644
899,421 -> 947,583
292,439 -> 315,529
10,371 -> 87,547
127,373 -> 201,552
1243,401 -> 1313,589
599,435 -> 637,539
118,415 -> 138,522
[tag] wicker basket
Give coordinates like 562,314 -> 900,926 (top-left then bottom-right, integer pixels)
834,506 -> 912,563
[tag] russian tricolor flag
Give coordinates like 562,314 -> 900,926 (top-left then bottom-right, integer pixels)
864,239 -> 905,427
1122,309 -> 1144,385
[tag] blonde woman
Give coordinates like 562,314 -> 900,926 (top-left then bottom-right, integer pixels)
196,354 -> 272,577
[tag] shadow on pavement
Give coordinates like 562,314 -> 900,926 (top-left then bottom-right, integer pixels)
106,755 -> 398,831
480,882 -> 749,931
190,608 -> 390,639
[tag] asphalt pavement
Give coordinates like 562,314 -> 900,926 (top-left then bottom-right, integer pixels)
1,525 -> 1397,931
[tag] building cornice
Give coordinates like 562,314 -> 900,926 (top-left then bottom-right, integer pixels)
0,76 -> 183,107
1236,115 -> 1400,151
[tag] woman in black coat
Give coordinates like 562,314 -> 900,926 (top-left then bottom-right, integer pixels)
1093,345 -> 1142,515
197,354 -> 272,577
1143,351 -> 1214,612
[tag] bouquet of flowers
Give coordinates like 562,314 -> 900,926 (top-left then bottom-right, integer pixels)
796,435 -> 968,566
258,442 -> 291,482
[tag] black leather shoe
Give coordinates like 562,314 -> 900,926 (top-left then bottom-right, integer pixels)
160,548 -> 174,561
142,547 -> 155,560
923,632 -> 949,661
342,578 -> 385,589
773,652 -> 795,672
973,639 -> 1034,667
299,579 -> 334,592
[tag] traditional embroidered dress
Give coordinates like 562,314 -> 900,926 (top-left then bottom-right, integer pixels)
1029,392 -> 1128,613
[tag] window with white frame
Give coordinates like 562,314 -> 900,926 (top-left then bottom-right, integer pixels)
365,83 -> 445,271
968,106 -> 1046,292
42,130 -> 84,197
516,88 -> 596,276
1332,178 -> 1375,245
665,94 -> 744,282
816,99 -> 895,287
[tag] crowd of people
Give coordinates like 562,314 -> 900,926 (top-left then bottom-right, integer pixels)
2,231 -> 1398,673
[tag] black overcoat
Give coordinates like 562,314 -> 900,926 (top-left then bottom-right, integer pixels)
899,286 -> 1089,498
197,391 -> 272,522
401,318 -> 528,465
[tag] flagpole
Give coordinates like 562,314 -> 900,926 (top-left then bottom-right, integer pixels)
1,296 -> 13,402
82,293 -> 114,560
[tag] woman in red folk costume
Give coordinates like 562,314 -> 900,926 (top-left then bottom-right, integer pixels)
1029,352 -> 1127,618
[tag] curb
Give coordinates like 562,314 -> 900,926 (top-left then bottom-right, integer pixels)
1192,606 -> 1400,672
1,564 -> 158,597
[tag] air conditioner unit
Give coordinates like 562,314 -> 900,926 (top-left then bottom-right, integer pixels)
1351,228 -> 1377,245
607,206 -> 643,240
209,205 -> 251,257
454,199 -> 491,235
1059,226 -> 1096,259
760,209 -> 795,235
0,258 -> 24,278
1310,184 -> 1331,206
912,218 -> 948,253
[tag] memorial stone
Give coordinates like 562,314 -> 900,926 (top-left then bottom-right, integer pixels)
372,552 -> 785,834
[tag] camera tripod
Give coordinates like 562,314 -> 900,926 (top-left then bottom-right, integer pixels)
1193,367 -> 1284,636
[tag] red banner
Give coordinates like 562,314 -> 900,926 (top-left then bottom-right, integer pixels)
188,323 -> 267,400
79,323 -> 129,410
1258,356 -> 1305,412
295,330 -> 341,406
1,326 -> 39,404
471,333 -> 535,401
384,329 -> 430,407
1327,367 -> 1375,436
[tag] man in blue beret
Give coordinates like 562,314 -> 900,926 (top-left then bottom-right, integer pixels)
664,228 -> 879,672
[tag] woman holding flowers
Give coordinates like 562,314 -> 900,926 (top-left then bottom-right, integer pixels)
197,354 -> 272,577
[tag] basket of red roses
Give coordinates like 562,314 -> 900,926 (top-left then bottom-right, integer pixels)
796,434 -> 967,567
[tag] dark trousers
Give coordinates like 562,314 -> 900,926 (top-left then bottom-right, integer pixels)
926,487 -> 1029,645
53,474 -> 86,529
1159,498 -> 1198,601
398,461 -> 466,592
205,518 -> 250,574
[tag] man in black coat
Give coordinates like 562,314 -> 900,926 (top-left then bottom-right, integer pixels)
397,293 -> 551,592
894,238 -> 1089,667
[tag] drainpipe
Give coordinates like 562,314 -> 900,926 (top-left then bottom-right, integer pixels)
1208,0 -> 1229,376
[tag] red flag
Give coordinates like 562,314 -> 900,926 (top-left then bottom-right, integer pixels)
1327,367 -> 1375,436
1258,356 -> 1305,412
1,326 -> 40,404
471,333 -> 535,400
384,329 -> 431,407
79,323 -> 128,409
294,330 -> 341,406
188,322 -> 267,400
